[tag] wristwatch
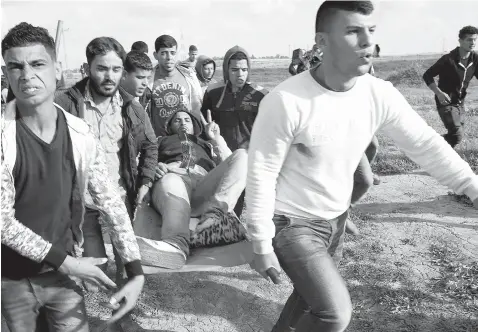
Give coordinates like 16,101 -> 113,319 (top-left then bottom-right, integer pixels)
143,182 -> 153,188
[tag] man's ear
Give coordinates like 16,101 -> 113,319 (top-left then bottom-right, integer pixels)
55,61 -> 62,81
153,51 -> 159,61
315,32 -> 327,50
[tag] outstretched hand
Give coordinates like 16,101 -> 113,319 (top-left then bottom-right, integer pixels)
201,110 -> 220,141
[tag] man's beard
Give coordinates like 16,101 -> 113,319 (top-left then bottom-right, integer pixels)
89,77 -> 119,97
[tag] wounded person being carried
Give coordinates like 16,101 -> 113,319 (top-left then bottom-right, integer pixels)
134,106 -> 249,270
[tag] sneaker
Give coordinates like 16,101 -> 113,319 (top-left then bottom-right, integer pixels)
345,219 -> 360,236
373,173 -> 381,185
136,238 -> 187,269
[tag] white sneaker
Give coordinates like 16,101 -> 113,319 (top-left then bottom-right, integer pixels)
136,238 -> 187,269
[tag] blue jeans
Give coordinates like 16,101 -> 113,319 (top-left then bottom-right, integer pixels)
1,271 -> 89,332
271,212 -> 352,332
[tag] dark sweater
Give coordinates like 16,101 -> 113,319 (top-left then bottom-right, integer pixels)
2,109 -> 75,280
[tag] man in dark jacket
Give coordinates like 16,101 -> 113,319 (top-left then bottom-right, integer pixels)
55,37 -> 158,283
148,108 -> 247,269
121,50 -> 154,120
423,25 -> 478,148
201,46 -> 268,217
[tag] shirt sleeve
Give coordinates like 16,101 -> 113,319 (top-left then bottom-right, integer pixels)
422,55 -> 447,86
246,92 -> 297,255
1,162 -> 67,269
379,81 -> 478,201
86,136 -> 144,278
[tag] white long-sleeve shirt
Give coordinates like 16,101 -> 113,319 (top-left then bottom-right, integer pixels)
246,71 -> 478,255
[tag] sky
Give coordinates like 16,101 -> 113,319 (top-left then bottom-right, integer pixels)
1,0 -> 478,69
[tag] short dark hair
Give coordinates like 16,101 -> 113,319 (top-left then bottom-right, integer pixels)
229,52 -> 248,62
2,22 -> 56,59
131,41 -> 149,53
124,51 -> 153,72
86,37 -> 126,65
189,45 -> 198,52
315,1 -> 374,33
459,26 -> 478,39
155,35 -> 177,52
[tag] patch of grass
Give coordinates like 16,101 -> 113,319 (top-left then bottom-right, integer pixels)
447,191 -> 474,207
385,60 -> 429,87
429,244 -> 478,308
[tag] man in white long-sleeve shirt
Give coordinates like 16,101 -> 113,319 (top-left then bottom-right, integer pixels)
245,1 -> 478,332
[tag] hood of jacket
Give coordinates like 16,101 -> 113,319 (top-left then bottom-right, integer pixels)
195,55 -> 216,84
222,46 -> 251,84
165,109 -> 203,136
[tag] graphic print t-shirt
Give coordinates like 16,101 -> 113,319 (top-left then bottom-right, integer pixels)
151,69 -> 190,137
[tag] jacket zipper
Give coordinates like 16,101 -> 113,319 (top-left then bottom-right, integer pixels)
458,61 -> 473,101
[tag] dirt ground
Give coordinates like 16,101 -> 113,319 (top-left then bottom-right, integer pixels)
76,171 -> 478,332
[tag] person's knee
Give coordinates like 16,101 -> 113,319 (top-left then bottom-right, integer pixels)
310,298 -> 352,331
230,148 -> 248,165
151,173 -> 187,210
454,126 -> 464,144
229,148 -> 248,179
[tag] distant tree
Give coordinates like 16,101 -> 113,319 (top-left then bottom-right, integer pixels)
251,54 -> 256,59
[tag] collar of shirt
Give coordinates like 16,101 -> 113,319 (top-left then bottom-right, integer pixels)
84,80 -> 123,115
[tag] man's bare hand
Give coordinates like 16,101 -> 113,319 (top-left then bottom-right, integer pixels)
155,163 -> 169,180
58,256 -> 116,291
249,252 -> 282,284
436,91 -> 451,105
201,109 -> 220,141
107,275 -> 145,324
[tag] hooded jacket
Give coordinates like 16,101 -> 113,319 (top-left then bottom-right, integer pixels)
195,55 -> 218,92
158,110 -> 232,174
54,78 -> 158,214
200,46 -> 269,151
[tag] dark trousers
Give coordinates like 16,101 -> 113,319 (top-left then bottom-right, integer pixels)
437,104 -> 465,148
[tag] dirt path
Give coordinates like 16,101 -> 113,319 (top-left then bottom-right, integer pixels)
3,173 -> 476,332
81,171 -> 477,332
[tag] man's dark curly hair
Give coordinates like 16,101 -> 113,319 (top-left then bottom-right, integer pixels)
1,22 -> 56,59
459,26 -> 478,40
124,51 -> 153,72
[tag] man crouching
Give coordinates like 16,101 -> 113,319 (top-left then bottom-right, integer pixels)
149,107 -> 248,269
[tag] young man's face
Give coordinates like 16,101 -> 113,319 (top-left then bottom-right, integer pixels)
122,68 -> 152,97
154,47 -> 177,73
228,59 -> 248,90
88,51 -> 123,97
317,10 -> 376,77
189,51 -> 198,62
170,111 -> 194,135
3,44 -> 60,107
459,34 -> 477,53
202,63 -> 214,79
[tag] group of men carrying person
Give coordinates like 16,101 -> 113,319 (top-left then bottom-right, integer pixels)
2,1 -> 478,331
